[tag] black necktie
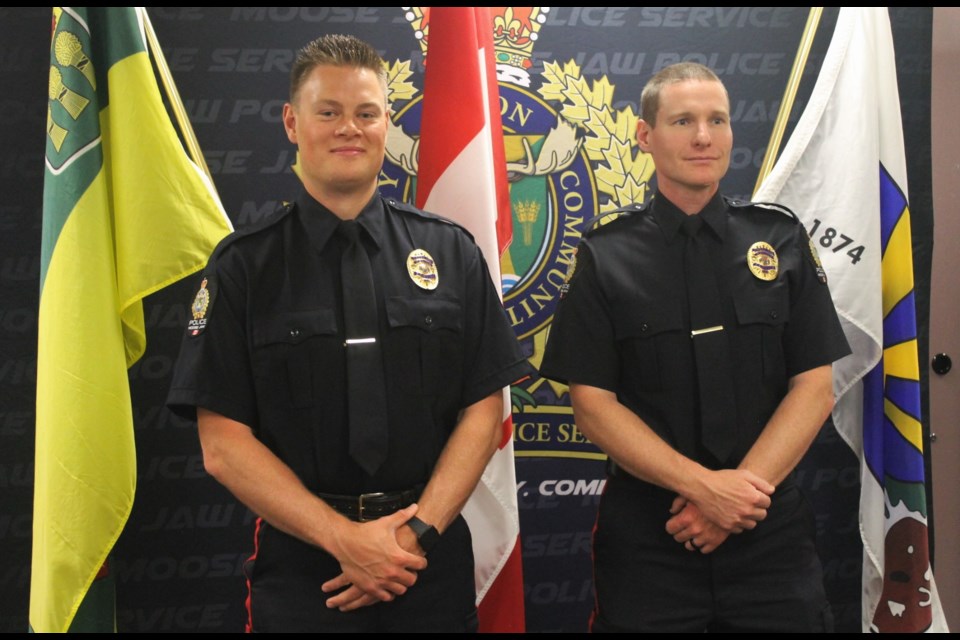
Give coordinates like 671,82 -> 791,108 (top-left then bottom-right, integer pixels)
338,220 -> 388,475
681,215 -> 737,463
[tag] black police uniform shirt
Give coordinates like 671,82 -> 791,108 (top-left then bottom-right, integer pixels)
540,190 -> 851,467
167,190 -> 529,495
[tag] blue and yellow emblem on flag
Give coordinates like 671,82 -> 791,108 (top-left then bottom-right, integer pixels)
862,165 -> 933,632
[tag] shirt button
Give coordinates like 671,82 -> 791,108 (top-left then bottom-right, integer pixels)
640,323 -> 649,332
290,329 -> 300,339
425,315 -> 433,326
770,311 -> 779,319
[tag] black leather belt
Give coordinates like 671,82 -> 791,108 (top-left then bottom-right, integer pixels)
318,487 -> 422,522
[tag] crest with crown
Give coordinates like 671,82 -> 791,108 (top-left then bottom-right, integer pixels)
402,7 -> 549,87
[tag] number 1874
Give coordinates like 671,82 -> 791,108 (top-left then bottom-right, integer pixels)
808,218 -> 865,265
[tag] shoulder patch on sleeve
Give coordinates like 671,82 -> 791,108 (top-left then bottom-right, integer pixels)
559,248 -> 579,299
798,225 -> 828,284
187,274 -> 217,336
559,242 -> 592,299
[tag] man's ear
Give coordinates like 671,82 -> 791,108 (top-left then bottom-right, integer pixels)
636,118 -> 653,152
282,102 -> 298,145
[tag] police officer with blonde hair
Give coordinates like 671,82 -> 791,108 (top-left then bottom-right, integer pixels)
541,62 -> 850,632
168,34 -> 528,632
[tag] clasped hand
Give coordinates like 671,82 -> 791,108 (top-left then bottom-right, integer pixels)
665,469 -> 774,554
322,504 -> 427,611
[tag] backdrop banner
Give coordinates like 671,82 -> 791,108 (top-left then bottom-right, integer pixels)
1,7 -> 933,633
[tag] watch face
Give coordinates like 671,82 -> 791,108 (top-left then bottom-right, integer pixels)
408,516 -> 440,553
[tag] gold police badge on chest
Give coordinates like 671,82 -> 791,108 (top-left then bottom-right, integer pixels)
407,249 -> 439,290
747,242 -> 778,281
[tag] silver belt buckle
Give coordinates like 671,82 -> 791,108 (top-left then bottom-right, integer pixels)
357,491 -> 385,522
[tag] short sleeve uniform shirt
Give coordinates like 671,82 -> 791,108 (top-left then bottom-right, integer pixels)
168,191 -> 529,494
540,191 -> 850,466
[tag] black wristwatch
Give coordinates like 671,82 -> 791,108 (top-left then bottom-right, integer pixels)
406,516 -> 441,554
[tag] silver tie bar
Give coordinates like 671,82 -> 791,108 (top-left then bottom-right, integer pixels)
690,325 -> 724,337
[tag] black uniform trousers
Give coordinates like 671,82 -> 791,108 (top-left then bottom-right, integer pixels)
246,515 -> 478,632
591,475 -> 833,633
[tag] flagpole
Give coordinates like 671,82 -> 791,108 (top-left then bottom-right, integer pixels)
137,7 -> 216,184
753,7 -> 824,197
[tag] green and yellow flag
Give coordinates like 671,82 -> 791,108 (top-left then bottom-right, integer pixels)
33,7 -> 232,632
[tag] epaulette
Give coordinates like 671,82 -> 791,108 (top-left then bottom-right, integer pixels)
582,201 -> 650,234
384,196 -> 477,242
725,196 -> 799,222
209,201 -> 296,261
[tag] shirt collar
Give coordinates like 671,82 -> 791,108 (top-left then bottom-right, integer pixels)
652,190 -> 728,244
296,190 -> 385,252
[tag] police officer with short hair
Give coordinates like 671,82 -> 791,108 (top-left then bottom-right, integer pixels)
540,62 -> 850,632
167,34 -> 528,632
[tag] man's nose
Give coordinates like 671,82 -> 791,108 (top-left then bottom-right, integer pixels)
693,123 -> 711,145
337,117 -> 361,135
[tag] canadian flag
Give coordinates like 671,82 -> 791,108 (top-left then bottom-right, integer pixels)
415,7 -> 525,633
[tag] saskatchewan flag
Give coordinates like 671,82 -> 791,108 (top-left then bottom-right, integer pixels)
33,7 -> 232,632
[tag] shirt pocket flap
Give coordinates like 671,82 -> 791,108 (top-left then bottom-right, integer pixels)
613,298 -> 684,340
252,309 -> 337,347
386,296 -> 462,332
734,290 -> 790,326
